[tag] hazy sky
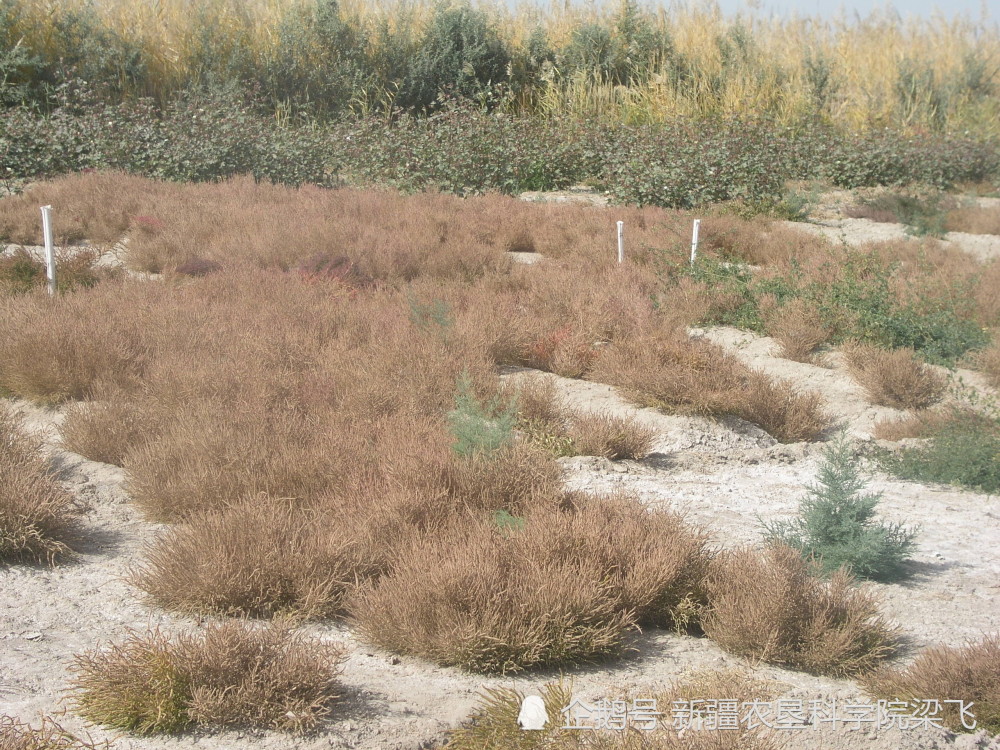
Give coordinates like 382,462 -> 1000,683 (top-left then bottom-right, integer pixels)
711,0 -> 997,22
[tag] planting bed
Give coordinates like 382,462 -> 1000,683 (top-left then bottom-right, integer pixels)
1,174 -> 999,750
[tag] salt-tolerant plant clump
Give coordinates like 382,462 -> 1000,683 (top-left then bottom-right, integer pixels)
862,634 -> 1000,735
0,405 -> 78,564
842,341 -> 947,410
589,330 -> 829,442
0,715 -> 109,750
350,495 -> 711,673
350,518 -> 635,674
70,622 -> 343,735
762,296 -> 830,362
762,436 -> 917,581
702,545 -> 899,676
883,417 -> 1000,493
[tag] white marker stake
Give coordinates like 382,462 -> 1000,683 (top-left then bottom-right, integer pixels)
616,220 -> 624,264
40,205 -> 56,295
690,219 -> 701,266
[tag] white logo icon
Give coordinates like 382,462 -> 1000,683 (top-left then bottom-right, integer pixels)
518,695 -> 548,730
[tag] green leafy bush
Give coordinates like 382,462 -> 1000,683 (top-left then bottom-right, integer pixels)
762,436 -> 917,581
759,251 -> 988,364
3,82 -> 998,206
603,118 -> 788,209
395,3 -> 510,112
882,415 -> 1000,493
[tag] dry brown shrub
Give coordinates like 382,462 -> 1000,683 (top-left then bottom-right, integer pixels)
132,500 -> 379,618
589,331 -> 828,442
71,622 -> 343,734
351,495 -> 711,673
845,204 -> 899,223
762,297 -> 830,362
588,330 -> 747,414
862,633 -> 1000,734
842,341 -> 946,409
0,405 -> 78,564
698,214 -> 829,266
0,171 -> 156,245
973,342 -> 1000,388
0,283 -> 149,404
736,370 -> 830,443
444,442 -> 565,516
0,247 -> 108,295
641,669 -> 785,750
350,517 -> 636,674
501,375 -> 568,427
974,261 -> 1000,326
944,205 -> 1000,235
524,495 -> 712,629
60,384 -> 157,466
873,405 -> 997,441
123,395 -> 346,521
0,715 -> 109,750
656,275 -> 715,330
566,411 -> 656,460
172,257 -> 222,277
500,377 -> 657,460
701,545 -> 898,676
873,412 -> 937,441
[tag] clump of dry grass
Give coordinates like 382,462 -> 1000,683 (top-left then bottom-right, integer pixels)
351,518 -> 635,674
503,378 -> 657,460
525,495 -> 712,630
0,248 -> 107,295
0,716 -> 109,750
699,215 -> 829,266
737,372 -> 829,443
0,172 -> 155,246
871,407 -> 984,440
973,342 -> 1000,389
842,341 -> 947,409
761,296 -> 830,362
701,545 -> 898,676
862,634 -> 1000,734
589,331 -> 828,442
132,500 -> 380,618
70,622 -> 343,735
0,406 -> 78,565
172,257 -> 222,277
351,495 -> 710,673
0,283 -> 148,404
565,411 -> 656,460
122,396 -> 343,522
444,441 -> 565,516
60,385 -> 155,466
944,205 -> 1000,235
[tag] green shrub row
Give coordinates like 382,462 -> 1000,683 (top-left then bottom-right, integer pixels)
3,86 -> 998,205
684,252 -> 988,365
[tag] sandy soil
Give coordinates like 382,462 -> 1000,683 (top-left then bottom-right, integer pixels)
4,200 -> 1000,750
780,191 -> 1000,260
